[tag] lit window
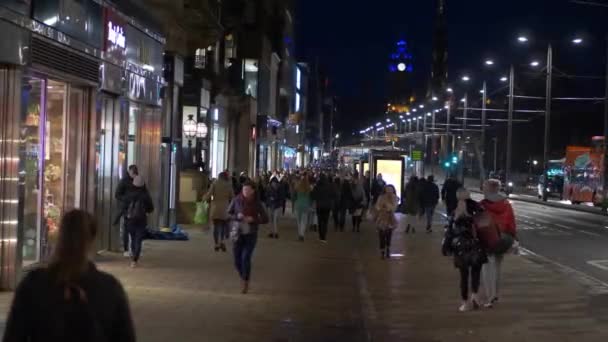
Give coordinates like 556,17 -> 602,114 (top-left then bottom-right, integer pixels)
296,68 -> 301,90
295,93 -> 301,112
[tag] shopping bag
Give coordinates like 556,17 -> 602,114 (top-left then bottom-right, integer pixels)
194,201 -> 209,225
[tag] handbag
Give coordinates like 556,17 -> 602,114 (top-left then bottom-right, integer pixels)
229,221 -> 251,242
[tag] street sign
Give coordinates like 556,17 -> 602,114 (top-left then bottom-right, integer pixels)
411,150 -> 422,161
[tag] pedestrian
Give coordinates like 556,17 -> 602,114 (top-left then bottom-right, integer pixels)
311,173 -> 336,243
403,176 -> 421,233
114,164 -> 138,257
280,172 -> 290,214
479,179 -> 517,308
420,175 -> 440,233
441,175 -> 462,218
293,175 -> 313,241
227,181 -> 269,294
308,173 -> 319,232
442,188 -> 487,312
123,175 -> 154,268
371,173 -> 386,205
331,177 -> 343,231
3,210 -> 135,342
337,177 -> 353,232
203,171 -> 234,252
375,185 -> 399,259
266,176 -> 286,238
351,172 -> 368,232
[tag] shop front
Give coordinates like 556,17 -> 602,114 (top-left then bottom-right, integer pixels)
0,1 -> 103,288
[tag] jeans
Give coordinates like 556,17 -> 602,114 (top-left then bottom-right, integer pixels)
459,264 -> 482,301
296,209 -> 309,237
378,229 -> 393,250
352,215 -> 362,232
270,208 -> 281,234
483,254 -> 504,300
121,218 -> 130,252
233,233 -> 258,281
422,206 -> 436,228
317,208 -> 331,241
213,219 -> 229,245
128,227 -> 146,262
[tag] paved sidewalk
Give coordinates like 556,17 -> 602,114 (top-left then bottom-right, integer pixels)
0,211 -> 608,341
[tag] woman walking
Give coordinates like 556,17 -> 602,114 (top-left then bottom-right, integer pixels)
266,176 -> 286,238
403,176 -> 420,233
442,188 -> 487,312
331,176 -> 343,231
3,210 -> 135,341
203,171 -> 234,251
293,174 -> 313,241
311,173 -> 337,243
375,185 -> 399,259
227,181 -> 269,294
351,172 -> 367,232
123,175 -> 154,268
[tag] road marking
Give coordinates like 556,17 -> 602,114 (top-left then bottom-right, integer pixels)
554,224 -> 602,237
587,260 -> 608,272
520,247 -> 608,295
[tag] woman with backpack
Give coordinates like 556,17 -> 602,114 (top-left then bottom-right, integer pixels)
227,181 -> 269,294
375,185 -> 399,259
123,175 -> 154,268
3,209 -> 135,342
442,188 -> 488,312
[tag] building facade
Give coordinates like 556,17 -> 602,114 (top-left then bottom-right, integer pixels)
0,0 -> 164,289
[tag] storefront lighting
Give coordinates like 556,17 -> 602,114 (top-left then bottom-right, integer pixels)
183,115 -> 197,140
213,108 -> 219,121
196,122 -> 208,139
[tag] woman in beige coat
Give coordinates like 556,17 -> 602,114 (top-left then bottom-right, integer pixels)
203,172 -> 234,252
375,185 -> 399,259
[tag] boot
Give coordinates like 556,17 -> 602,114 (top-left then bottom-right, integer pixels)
385,248 -> 390,259
380,249 -> 385,259
405,224 -> 410,234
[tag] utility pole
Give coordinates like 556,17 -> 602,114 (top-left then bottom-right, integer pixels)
603,35 -> 608,211
481,81 -> 487,186
506,65 -> 515,186
493,137 -> 498,173
446,102 -> 452,156
542,45 -> 553,201
432,110 -> 437,175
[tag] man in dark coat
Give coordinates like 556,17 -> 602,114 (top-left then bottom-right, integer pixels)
114,165 -> 138,256
420,175 -> 440,233
442,175 -> 462,217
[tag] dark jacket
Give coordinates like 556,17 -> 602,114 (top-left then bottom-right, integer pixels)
122,187 -> 154,229
312,180 -> 337,210
113,175 -> 133,224
420,181 -> 440,208
266,181 -> 286,210
339,180 -> 354,210
371,178 -> 386,205
403,180 -> 421,215
227,195 -> 269,234
3,263 -> 135,342
441,178 -> 462,213
443,199 -> 487,269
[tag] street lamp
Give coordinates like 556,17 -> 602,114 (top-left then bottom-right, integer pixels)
500,76 -> 508,82
183,115 -> 198,140
447,87 -> 453,93
196,122 -> 208,139
530,60 -> 540,67
572,38 -> 583,44
461,75 -> 470,82
432,96 -> 438,101
419,104 -> 425,108
485,59 -> 495,66
518,36 -> 529,43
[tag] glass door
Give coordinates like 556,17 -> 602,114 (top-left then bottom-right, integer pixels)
64,87 -> 86,212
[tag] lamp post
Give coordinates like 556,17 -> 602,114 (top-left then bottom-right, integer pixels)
542,44 -> 554,201
506,65 -> 515,187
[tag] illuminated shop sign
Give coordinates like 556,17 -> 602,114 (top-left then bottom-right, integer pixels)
107,21 -> 125,49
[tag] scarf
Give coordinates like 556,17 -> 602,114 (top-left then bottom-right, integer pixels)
241,194 -> 258,218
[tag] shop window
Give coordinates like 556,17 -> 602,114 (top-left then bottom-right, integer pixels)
244,59 -> 258,98
224,34 -> 235,69
195,48 -> 207,69
128,103 -> 140,167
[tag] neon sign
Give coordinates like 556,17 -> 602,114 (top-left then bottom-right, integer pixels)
107,21 -> 125,49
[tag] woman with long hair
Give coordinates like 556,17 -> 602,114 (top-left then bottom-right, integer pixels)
293,174 -> 313,241
227,181 -> 269,294
3,210 -> 135,341
375,185 -> 399,259
203,171 -> 234,251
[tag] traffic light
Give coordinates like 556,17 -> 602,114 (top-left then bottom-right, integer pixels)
451,155 -> 458,164
444,161 -> 451,168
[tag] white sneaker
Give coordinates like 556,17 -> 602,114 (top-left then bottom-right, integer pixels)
123,251 -> 131,257
458,301 -> 471,312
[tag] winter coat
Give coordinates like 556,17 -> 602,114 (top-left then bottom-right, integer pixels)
351,181 -> 368,211
203,178 -> 234,220
403,181 -> 421,215
420,181 -> 440,208
2,263 -> 135,342
339,181 -> 354,210
444,199 -> 488,268
371,179 -> 386,204
312,180 -> 337,210
441,178 -> 461,213
375,193 -> 398,230
293,190 -> 313,214
122,187 -> 154,230
266,182 -> 286,210
226,195 -> 269,235
481,194 -> 517,236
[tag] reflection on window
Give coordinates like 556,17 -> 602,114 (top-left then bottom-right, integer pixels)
244,59 -> 258,98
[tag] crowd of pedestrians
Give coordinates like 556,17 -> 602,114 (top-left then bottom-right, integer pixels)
0,162 -> 521,341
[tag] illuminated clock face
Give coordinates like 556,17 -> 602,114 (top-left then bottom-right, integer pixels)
397,63 -> 406,72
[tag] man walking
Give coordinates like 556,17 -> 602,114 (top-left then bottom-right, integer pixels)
420,175 -> 440,233
115,164 -> 138,257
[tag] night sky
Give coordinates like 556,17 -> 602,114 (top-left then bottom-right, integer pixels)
296,0 -> 608,161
